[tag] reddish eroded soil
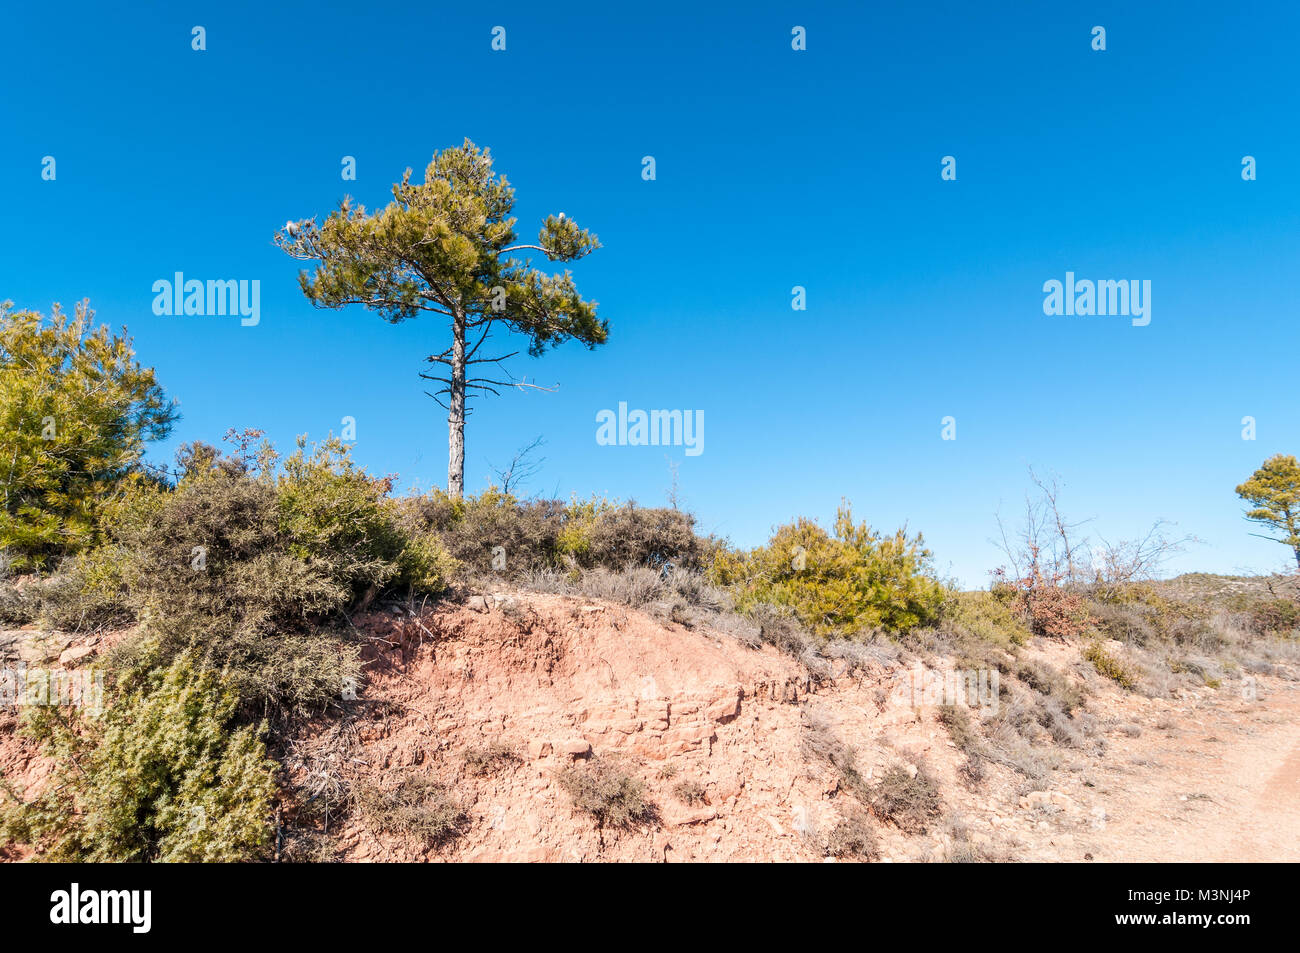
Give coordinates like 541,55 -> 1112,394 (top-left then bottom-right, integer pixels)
4,592 -> 1298,862
298,592 -> 1300,862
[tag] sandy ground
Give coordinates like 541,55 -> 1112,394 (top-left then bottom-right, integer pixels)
1078,675 -> 1300,862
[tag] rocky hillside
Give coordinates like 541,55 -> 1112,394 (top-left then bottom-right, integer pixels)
11,580 -> 1295,863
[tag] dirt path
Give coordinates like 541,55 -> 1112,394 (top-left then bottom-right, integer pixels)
1080,677 -> 1300,862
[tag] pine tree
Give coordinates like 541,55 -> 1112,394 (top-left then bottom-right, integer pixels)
0,300 -> 178,568
1236,454 -> 1300,567
277,139 -> 607,499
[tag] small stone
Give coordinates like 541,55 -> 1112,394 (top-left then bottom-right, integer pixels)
58,644 -> 94,666
557,739 -> 591,758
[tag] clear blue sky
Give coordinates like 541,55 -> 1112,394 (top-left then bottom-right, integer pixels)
4,1 -> 1299,586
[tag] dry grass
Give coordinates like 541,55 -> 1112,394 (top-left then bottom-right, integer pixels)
353,775 -> 467,848
801,712 -> 869,800
825,808 -> 879,860
672,779 -> 707,805
869,763 -> 943,833
557,759 -> 656,829
462,741 -> 521,777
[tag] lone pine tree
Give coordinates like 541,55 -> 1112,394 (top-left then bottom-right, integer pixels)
277,139 -> 607,498
1236,454 -> 1300,568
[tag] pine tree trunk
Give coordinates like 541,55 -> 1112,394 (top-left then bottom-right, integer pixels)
447,312 -> 467,499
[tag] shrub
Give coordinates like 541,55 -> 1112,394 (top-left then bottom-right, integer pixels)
102,457 -> 361,714
978,697 -> 1056,782
826,808 -> 879,860
938,705 -> 989,787
581,504 -> 705,569
555,494 -> 613,561
1082,641 -> 1137,689
558,759 -> 655,828
1014,659 -> 1085,713
0,575 -> 38,625
1022,585 -> 1091,639
462,742 -> 521,777
277,436 -> 456,599
353,776 -> 467,848
672,779 -> 707,805
0,301 -> 178,569
745,602 -> 819,657
0,655 -> 277,861
944,824 -> 1012,863
869,764 -> 943,833
571,566 -> 664,606
940,590 -> 1031,649
520,565 -> 730,620
280,830 -> 339,863
1235,596 -> 1300,637
401,490 -> 706,577
710,501 -> 944,639
937,704 -> 983,757
990,548 -> 1093,639
15,547 -> 133,632
401,487 -> 565,575
801,713 -> 869,799
1087,600 -> 1157,646
78,437 -> 458,715
1035,697 -> 1087,747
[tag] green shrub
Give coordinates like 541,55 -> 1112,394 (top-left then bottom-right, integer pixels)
1234,596 -> 1300,637
0,301 -> 178,569
21,547 -> 133,632
710,501 -> 944,638
1088,583 -> 1206,642
555,494 -> 613,561
79,437 -> 459,715
401,487 -> 565,574
1082,641 -> 1137,689
940,590 -> 1031,649
277,436 -> 456,598
99,457 -> 357,714
0,655 -> 277,861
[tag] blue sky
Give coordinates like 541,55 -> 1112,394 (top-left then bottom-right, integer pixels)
3,1 -> 1298,586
